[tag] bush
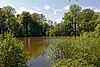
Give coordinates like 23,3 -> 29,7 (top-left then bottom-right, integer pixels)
83,31 -> 100,38
47,36 -> 100,67
53,59 -> 96,67
0,33 -> 28,67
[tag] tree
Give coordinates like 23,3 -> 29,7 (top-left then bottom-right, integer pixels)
3,6 -> 16,15
42,22 -> 49,36
48,20 -> 53,26
2,6 -> 17,33
63,4 -> 82,36
70,4 -> 82,36
0,8 -> 7,35
31,13 -> 46,23
20,11 -> 32,36
31,13 -> 47,36
29,20 -> 42,36
46,26 -> 55,36
10,17 -> 21,36
63,12 -> 73,36
78,9 -> 98,33
15,14 -> 25,36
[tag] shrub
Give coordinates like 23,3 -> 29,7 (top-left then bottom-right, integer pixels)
47,36 -> 100,67
0,33 -> 28,67
53,59 -> 96,67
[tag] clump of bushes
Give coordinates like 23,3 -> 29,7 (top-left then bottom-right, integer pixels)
0,33 -> 28,67
47,36 -> 100,67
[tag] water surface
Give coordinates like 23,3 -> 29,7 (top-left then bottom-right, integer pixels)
18,36 -> 64,67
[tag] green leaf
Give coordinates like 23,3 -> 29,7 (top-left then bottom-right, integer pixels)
68,0 -> 70,2
76,0 -> 78,2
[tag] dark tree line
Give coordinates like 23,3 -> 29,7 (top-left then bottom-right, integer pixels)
0,6 -> 50,37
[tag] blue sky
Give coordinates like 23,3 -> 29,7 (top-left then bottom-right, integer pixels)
0,0 -> 100,22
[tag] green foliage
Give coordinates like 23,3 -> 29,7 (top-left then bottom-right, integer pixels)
46,23 -> 66,36
0,6 -> 19,36
62,4 -> 81,36
3,6 -> 16,15
20,11 -> 32,36
78,9 -> 98,33
0,33 -> 28,67
16,11 -> 48,37
0,8 -> 7,34
70,4 -> 82,14
82,23 -> 100,38
47,36 -> 100,67
46,4 -> 82,36
53,59 -> 96,67
46,26 -> 55,36
68,0 -> 78,2
63,12 -> 73,35
0,5 -> 100,37
42,22 -> 49,36
94,24 -> 100,37
0,6 -> 48,37
46,4 -> 100,36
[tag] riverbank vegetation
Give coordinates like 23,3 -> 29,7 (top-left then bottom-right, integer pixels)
0,33 -> 28,67
47,35 -> 100,67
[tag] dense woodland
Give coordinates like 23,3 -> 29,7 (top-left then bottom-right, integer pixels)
0,4 -> 100,37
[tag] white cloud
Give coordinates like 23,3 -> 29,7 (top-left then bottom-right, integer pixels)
64,5 -> 70,11
52,8 -> 63,15
43,7 -> 64,23
33,7 -> 40,11
82,6 -> 95,10
16,7 -> 42,15
63,5 -> 100,12
82,6 -> 100,12
44,4 -> 50,10
92,7 -> 100,12
94,8 -> 100,12
54,10 -> 57,15
54,19 -> 62,23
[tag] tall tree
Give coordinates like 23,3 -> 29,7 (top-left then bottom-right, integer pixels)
0,8 -> 7,35
31,13 -> 46,24
2,6 -> 16,33
78,9 -> 98,33
20,11 -> 32,36
31,13 -> 47,36
63,4 -> 82,36
3,6 -> 16,15
70,4 -> 82,36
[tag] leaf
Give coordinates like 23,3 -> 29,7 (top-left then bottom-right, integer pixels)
67,0 -> 78,2
76,0 -> 78,2
68,0 -> 70,2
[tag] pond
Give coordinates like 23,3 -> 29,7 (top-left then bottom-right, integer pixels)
18,36 -> 64,67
